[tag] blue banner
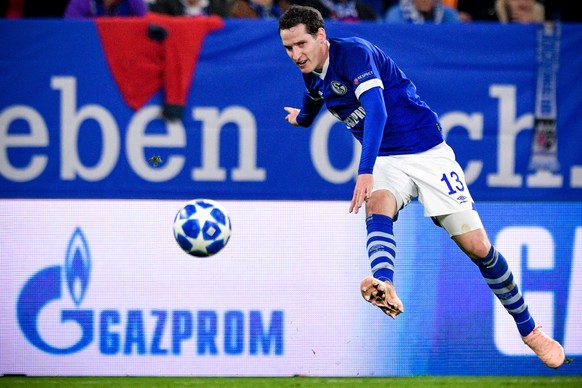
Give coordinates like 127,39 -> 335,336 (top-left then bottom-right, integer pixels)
1,19 -> 582,201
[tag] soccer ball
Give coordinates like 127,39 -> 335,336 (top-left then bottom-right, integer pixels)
173,199 -> 232,257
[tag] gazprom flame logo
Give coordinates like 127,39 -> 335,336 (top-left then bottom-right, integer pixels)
17,228 -> 94,354
66,229 -> 91,306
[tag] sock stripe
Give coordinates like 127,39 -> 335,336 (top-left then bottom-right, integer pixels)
483,268 -> 511,285
490,280 -> 516,294
367,239 -> 396,249
370,250 -> 395,263
508,304 -> 528,315
367,231 -> 395,242
371,255 -> 393,264
371,261 -> 395,273
369,248 -> 396,271
368,242 -> 396,255
482,249 -> 498,267
498,292 -> 523,306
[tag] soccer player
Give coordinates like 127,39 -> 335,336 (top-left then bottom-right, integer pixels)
279,5 -> 567,369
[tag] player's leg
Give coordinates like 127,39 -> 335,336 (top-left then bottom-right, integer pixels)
359,153 -> 415,318
408,143 -> 566,368
409,142 -> 537,335
438,212 -> 566,368
449,222 -> 536,337
360,189 -> 404,318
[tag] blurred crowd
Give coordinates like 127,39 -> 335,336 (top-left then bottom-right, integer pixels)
1,0 -> 581,23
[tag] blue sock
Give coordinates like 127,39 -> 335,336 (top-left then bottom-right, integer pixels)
474,246 -> 535,337
366,214 -> 396,283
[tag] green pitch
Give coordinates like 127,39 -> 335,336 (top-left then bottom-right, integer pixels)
1,376 -> 581,388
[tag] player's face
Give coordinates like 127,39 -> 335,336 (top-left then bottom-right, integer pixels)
280,24 -> 327,74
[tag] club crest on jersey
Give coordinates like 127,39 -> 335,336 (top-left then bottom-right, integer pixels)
331,81 -> 347,95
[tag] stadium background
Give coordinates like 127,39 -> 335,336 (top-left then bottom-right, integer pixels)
1,17 -> 581,377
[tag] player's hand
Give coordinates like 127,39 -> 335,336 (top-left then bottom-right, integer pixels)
349,174 -> 373,214
284,107 -> 300,126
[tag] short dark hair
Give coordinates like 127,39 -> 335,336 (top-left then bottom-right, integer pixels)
278,5 -> 324,36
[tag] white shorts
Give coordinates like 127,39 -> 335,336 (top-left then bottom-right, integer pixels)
372,142 -> 476,218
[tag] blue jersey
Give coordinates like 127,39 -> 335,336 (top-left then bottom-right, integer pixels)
298,37 -> 444,173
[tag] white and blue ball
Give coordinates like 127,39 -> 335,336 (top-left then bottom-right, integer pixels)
173,199 -> 232,257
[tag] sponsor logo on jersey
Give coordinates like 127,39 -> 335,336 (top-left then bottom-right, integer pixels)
330,81 -> 347,95
343,106 -> 366,128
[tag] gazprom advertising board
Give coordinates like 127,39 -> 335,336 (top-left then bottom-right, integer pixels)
1,200 -> 580,376
0,18 -> 581,376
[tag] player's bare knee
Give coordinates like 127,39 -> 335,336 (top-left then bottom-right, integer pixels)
453,229 -> 491,260
366,190 -> 398,217
464,237 -> 491,260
